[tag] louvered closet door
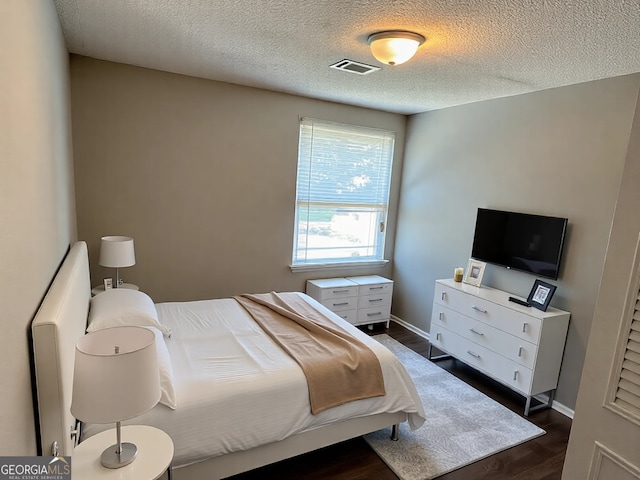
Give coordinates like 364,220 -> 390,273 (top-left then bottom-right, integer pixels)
615,295 -> 640,416
562,102 -> 640,480
562,97 -> 640,480
564,240 -> 640,480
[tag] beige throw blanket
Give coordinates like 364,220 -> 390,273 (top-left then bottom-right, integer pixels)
234,292 -> 386,414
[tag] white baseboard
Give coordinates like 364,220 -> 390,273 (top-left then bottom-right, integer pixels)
533,394 -> 574,419
390,314 -> 429,339
389,315 -> 574,419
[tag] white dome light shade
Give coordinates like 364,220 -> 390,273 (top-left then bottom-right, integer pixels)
368,31 -> 425,66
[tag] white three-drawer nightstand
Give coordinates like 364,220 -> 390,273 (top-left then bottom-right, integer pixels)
306,275 -> 393,328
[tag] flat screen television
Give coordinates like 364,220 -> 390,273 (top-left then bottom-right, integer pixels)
471,208 -> 568,280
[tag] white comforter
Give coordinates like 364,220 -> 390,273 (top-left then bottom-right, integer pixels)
83,293 -> 425,468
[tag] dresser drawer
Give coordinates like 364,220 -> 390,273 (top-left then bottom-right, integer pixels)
434,283 -> 541,343
306,278 -> 358,300
357,282 -> 392,296
347,275 -> 393,295
330,309 -> 357,324
320,296 -> 358,312
357,292 -> 392,309
431,304 -> 537,369
430,325 -> 534,395
356,305 -> 391,325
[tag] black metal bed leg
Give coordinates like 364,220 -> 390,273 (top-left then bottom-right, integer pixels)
390,424 -> 399,441
427,343 -> 451,361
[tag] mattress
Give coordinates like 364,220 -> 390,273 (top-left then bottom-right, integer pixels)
82,292 -> 425,468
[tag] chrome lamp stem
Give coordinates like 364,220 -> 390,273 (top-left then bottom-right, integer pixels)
101,421 -> 138,469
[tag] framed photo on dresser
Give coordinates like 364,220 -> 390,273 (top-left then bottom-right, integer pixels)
463,259 -> 486,287
527,279 -> 557,311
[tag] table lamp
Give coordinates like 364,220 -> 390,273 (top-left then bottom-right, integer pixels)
71,326 -> 160,468
99,236 -> 135,287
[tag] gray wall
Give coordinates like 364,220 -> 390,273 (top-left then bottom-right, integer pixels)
0,2 -> 76,454
11,18 -> 636,445
70,57 -> 406,303
70,55 -> 640,411
392,74 -> 640,410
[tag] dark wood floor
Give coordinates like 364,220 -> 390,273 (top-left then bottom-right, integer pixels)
228,322 -> 572,480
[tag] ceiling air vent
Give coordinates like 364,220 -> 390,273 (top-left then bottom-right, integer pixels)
329,59 -> 380,75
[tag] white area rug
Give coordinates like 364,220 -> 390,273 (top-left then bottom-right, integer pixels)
365,335 -> 545,480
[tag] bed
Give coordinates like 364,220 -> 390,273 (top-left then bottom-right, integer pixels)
31,241 -> 425,479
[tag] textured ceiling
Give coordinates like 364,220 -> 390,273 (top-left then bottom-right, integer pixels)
54,0 -> 640,115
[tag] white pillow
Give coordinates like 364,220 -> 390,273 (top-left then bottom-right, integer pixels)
145,326 -> 177,409
88,289 -> 172,337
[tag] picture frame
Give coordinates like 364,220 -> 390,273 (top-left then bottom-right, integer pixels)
463,259 -> 486,287
103,277 -> 113,290
527,279 -> 557,311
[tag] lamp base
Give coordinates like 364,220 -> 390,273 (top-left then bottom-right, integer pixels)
101,442 -> 137,469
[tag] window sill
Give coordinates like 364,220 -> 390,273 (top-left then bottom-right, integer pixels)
289,259 -> 389,273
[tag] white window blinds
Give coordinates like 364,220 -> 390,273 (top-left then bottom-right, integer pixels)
293,117 -> 395,266
614,288 -> 640,418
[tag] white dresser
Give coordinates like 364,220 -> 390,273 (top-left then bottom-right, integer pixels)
429,278 -> 570,415
306,275 -> 393,328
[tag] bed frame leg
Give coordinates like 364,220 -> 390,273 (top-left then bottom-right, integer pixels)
390,424 -> 399,441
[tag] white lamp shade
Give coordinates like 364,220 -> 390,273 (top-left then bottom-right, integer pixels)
368,31 -> 425,66
99,236 -> 136,268
71,326 -> 160,424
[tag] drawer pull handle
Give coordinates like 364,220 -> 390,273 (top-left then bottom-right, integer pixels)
469,328 -> 484,336
439,312 -> 444,320
518,346 -> 523,357
466,350 -> 480,359
513,370 -> 519,381
332,302 -> 349,306
436,332 -> 441,341
522,322 -> 528,333
441,292 -> 446,301
366,312 -> 382,317
368,298 -> 383,303
332,289 -> 350,294
471,305 -> 487,313
369,286 -> 384,290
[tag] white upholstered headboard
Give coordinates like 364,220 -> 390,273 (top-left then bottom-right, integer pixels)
31,241 -> 91,456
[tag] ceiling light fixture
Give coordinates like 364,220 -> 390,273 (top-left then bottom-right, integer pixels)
367,31 -> 425,66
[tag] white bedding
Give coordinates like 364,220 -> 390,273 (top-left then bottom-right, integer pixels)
82,292 -> 425,469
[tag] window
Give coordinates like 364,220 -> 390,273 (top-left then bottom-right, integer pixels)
292,117 -> 395,268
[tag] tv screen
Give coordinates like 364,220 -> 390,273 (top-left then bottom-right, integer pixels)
471,208 -> 568,280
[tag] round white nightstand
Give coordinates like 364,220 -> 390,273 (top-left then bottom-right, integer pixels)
91,283 -> 139,296
72,425 -> 173,480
